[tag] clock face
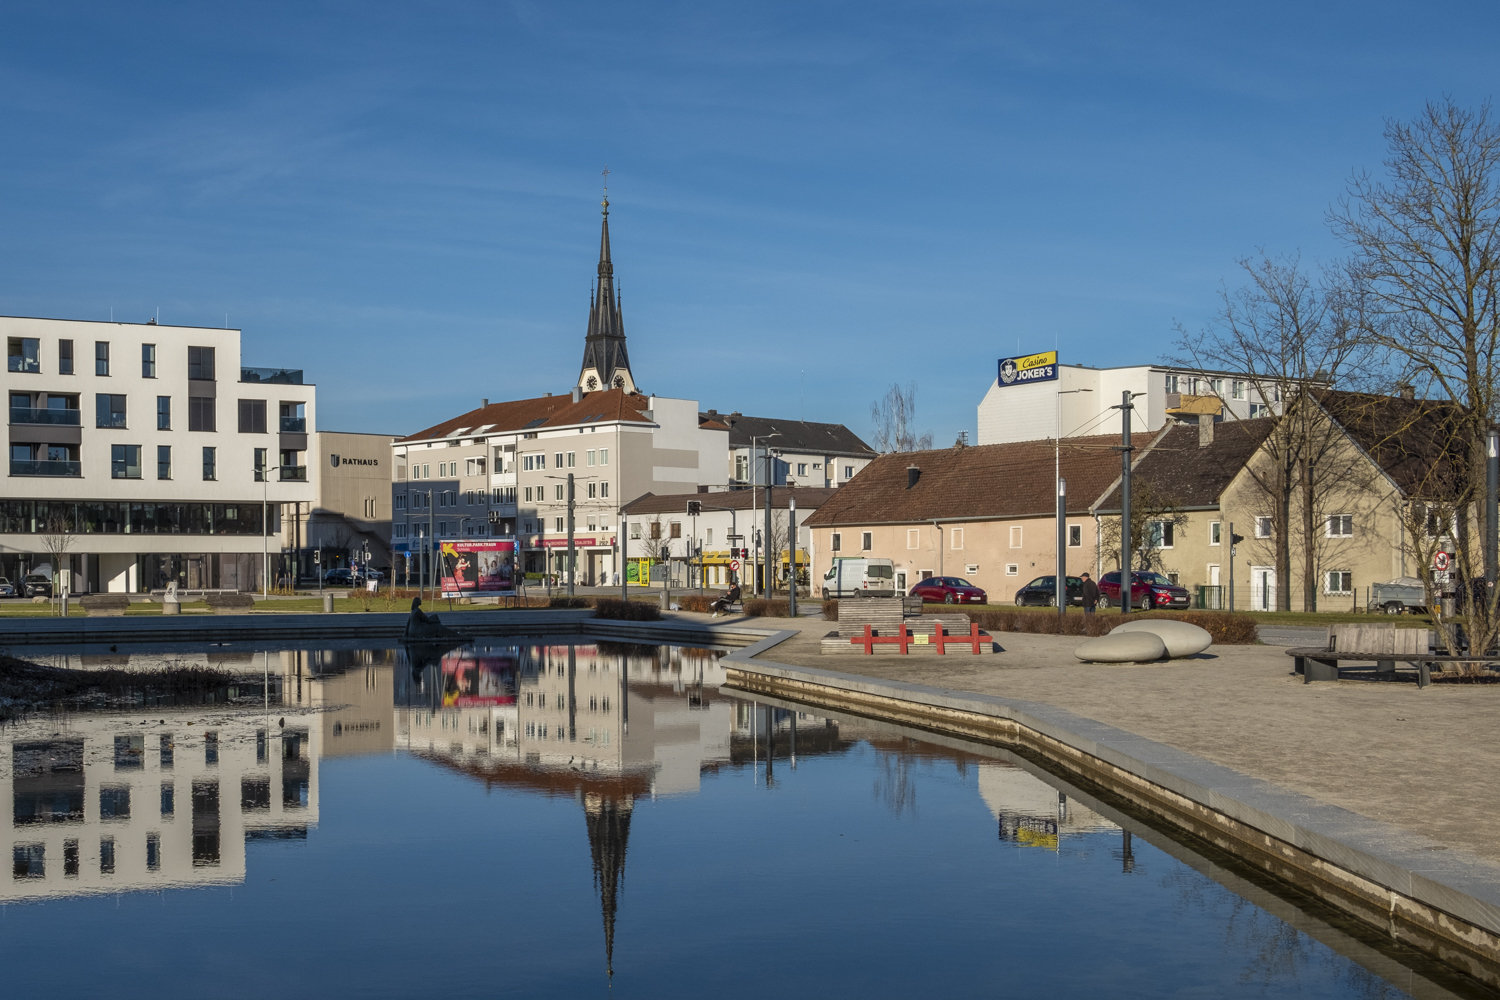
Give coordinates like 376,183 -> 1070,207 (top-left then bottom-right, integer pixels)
586,376 -> 598,390
614,374 -> 625,388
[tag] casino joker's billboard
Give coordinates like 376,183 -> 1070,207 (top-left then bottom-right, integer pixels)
439,539 -> 516,597
997,350 -> 1059,387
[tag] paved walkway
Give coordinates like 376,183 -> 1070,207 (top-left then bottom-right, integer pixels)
690,610 -> 1500,867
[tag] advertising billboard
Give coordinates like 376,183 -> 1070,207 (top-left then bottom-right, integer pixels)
439,539 -> 516,597
996,350 -> 1059,388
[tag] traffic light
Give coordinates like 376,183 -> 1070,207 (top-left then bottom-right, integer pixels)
314,548 -> 322,565
1230,532 -> 1245,545
686,500 -> 702,516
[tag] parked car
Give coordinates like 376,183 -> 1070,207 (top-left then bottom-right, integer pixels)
0,577 -> 14,598
21,574 -> 52,598
910,576 -> 988,605
1099,570 -> 1191,610
322,568 -> 356,587
821,558 -> 897,599
1014,575 -> 1085,607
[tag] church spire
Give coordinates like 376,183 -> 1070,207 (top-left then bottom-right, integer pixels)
585,793 -> 633,979
578,174 -> 635,394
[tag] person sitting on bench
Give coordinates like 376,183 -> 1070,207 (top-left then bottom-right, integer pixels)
710,583 -> 742,618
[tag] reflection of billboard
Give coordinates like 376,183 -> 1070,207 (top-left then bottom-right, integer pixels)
440,650 -> 517,707
440,539 -> 516,597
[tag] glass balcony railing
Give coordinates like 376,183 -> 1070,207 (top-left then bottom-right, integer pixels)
279,416 -> 306,433
8,357 -> 40,374
279,465 -> 308,482
242,367 -> 304,385
11,460 -> 81,477
10,406 -> 81,425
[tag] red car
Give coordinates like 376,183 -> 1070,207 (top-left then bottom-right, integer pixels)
910,576 -> 988,605
1099,570 -> 1191,610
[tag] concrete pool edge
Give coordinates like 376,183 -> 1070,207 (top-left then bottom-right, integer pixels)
721,634 -> 1500,988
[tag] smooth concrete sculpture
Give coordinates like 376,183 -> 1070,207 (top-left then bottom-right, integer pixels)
1110,619 -> 1212,658
1074,631 -> 1167,663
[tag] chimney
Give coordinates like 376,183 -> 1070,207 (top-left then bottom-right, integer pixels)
544,392 -> 552,397
1397,382 -> 1416,400
907,465 -> 921,489
1198,417 -> 1214,448
571,386 -> 583,403
481,398 -> 489,407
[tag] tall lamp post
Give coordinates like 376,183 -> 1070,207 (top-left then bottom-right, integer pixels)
1055,388 -> 1091,613
749,433 -> 781,596
258,450 -> 269,598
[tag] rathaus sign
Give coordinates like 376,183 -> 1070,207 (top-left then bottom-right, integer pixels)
997,350 -> 1059,387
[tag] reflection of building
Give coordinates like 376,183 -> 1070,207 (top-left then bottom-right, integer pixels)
2,707 -> 319,901
977,762 -> 1116,850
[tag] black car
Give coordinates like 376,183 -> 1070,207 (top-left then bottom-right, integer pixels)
21,574 -> 52,598
1014,575 -> 1085,607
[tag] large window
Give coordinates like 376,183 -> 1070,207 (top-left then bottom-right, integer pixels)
202,447 -> 216,481
157,446 -> 171,480
141,344 -> 156,378
1147,520 -> 1175,549
188,397 -> 215,432
96,394 -> 127,428
8,338 -> 39,373
188,346 -> 215,381
157,396 -> 171,430
1231,380 -> 1246,400
1326,514 -> 1354,537
95,341 -> 110,376
111,445 -> 142,480
59,339 -> 73,375
238,399 -> 266,434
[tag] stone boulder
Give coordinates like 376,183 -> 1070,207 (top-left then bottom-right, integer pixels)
1074,631 -> 1167,663
1110,619 -> 1212,658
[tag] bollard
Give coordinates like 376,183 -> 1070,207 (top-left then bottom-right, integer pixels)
323,593 -> 334,614
162,600 -> 180,616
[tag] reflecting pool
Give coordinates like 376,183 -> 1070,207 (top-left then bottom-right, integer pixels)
0,638 -> 1488,998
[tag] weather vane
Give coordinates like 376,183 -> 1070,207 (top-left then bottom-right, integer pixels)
602,165 -> 610,209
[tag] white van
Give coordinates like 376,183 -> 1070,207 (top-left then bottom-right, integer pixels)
821,558 -> 897,598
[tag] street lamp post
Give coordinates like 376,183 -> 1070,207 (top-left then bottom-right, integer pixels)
788,495 -> 797,616
259,452 -> 268,598
1055,388 -> 1091,612
749,433 -> 781,596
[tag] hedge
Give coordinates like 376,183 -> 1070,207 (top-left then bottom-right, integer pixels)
744,598 -> 793,618
969,609 -> 1257,644
592,598 -> 662,621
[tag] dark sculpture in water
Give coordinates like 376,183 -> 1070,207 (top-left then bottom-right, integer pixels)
404,597 -> 462,640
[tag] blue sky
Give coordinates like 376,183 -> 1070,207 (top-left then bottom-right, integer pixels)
1,2 -> 1496,444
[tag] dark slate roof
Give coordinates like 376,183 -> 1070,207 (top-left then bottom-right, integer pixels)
398,388 -> 657,444
803,435 -> 1128,527
623,487 -> 839,515
1316,390 -> 1473,499
700,411 -> 875,458
1093,418 -> 1276,513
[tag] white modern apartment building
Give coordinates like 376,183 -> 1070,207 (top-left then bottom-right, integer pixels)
1,316 -> 315,592
977,362 -> 1282,446
702,410 -> 876,489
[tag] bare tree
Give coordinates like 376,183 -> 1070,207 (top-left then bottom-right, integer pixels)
641,515 -> 673,574
1331,97 -> 1500,652
39,508 -> 73,606
1100,477 -> 1191,574
870,382 -> 934,453
1172,252 -> 1374,609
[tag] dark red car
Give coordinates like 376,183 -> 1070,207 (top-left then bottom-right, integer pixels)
910,576 -> 988,605
1099,570 -> 1191,610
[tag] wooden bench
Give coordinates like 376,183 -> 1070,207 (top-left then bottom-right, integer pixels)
205,593 -> 256,614
1288,625 -> 1450,688
80,594 -> 130,617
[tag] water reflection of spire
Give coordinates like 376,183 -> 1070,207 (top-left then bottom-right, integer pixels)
584,792 -> 633,979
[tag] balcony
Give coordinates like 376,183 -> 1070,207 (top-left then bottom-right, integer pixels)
10,406 -> 81,426
11,460 -> 81,477
242,367 -> 304,385
279,415 -> 306,433
8,357 -> 39,374
279,465 -> 308,482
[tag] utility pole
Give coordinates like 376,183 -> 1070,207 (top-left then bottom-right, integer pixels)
1488,430 -> 1499,589
788,494 -> 798,616
1116,391 -> 1136,613
566,472 -> 576,598
620,512 -> 628,601
427,489 -> 435,602
764,450 -> 775,598
1055,478 -> 1066,614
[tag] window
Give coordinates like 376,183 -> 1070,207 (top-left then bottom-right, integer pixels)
567,452 -> 575,467
1232,380 -> 1246,400
59,339 -> 73,375
395,494 -> 406,510
202,447 -> 216,481
157,445 -> 171,480
650,521 -> 661,540
1325,571 -> 1353,595
950,527 -> 963,550
907,528 -> 919,549
1068,525 -> 1082,547
554,484 -> 565,501
843,466 -> 853,478
523,486 -> 532,502
554,452 -> 563,467
466,458 -> 485,476
587,482 -> 596,498
862,531 -> 872,551
1148,520 -> 1175,548
1164,373 -> 1179,393
670,522 -> 682,539
142,344 -> 156,378
1009,525 -> 1022,548
8,337 -> 40,373
96,394 -> 127,428
1249,403 -> 1270,418
797,463 -> 807,476
1209,378 -> 1223,395
1210,521 -> 1221,545
587,450 -> 596,466
1006,564 -> 1019,576
188,397 -> 215,432
238,399 -> 266,433
631,522 -> 641,540
157,396 -> 171,430
95,341 -> 110,376
1254,516 -> 1272,539
705,527 -> 713,545
1326,514 -> 1354,537
253,448 -> 268,481
111,445 -> 142,479
554,517 -> 564,532
831,533 -> 842,552
187,346 -> 215,380
600,481 -> 608,498
422,464 -> 429,478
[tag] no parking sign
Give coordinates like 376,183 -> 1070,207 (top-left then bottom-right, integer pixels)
1434,551 -> 1452,572
729,559 -> 740,571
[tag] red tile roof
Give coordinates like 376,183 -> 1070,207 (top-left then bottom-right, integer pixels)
623,487 -> 840,515
397,388 -> 655,444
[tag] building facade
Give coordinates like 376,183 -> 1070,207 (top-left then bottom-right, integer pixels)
300,430 -> 398,579
704,411 -> 876,489
1,316 -> 314,592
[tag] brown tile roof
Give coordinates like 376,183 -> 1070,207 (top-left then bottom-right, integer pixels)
1093,418 -> 1276,513
622,487 -> 840,516
803,435 -> 1129,527
397,388 -> 655,444
1316,390 -> 1473,499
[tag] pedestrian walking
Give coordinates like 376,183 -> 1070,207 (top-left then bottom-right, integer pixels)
1080,572 -> 1100,614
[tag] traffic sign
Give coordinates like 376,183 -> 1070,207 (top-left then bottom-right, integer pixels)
729,560 -> 740,571
1434,551 -> 1452,572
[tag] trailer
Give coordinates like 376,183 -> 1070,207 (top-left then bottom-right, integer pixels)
1368,578 -> 1427,615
